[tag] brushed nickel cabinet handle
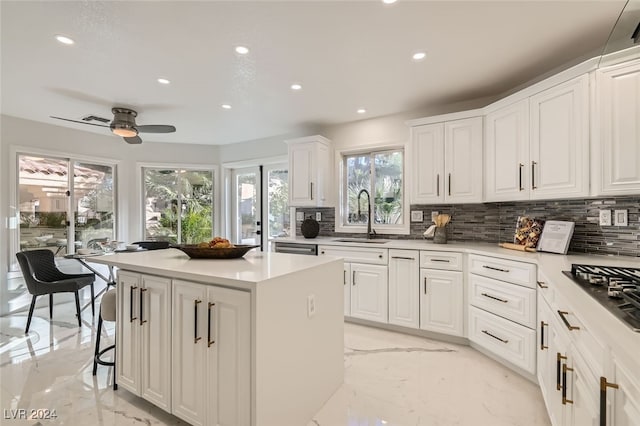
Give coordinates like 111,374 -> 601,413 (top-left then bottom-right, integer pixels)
600,376 -> 619,426
310,182 -> 313,200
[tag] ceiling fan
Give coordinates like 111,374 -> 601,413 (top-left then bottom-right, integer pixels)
50,107 -> 176,144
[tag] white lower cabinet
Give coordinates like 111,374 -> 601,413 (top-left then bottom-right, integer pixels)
388,250 -> 419,328
350,263 -> 388,323
608,358 -> 640,426
116,271 -> 171,412
172,279 -> 251,426
419,268 -> 464,336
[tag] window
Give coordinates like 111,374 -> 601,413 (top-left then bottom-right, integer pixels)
341,148 -> 406,233
143,168 -> 214,244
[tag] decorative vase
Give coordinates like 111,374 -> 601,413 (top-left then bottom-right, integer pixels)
433,226 -> 447,244
301,217 -> 320,239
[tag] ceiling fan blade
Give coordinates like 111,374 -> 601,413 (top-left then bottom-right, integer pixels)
50,116 -> 110,128
124,136 -> 143,144
136,124 -> 176,133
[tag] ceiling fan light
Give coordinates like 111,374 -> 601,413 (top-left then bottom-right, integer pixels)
112,127 -> 138,138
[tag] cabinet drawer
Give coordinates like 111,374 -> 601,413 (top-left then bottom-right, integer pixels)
318,245 -> 388,265
469,306 -> 536,374
420,251 -> 463,271
469,274 -> 536,329
468,254 -> 536,288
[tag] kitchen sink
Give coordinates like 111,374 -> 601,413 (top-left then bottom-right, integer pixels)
332,238 -> 389,244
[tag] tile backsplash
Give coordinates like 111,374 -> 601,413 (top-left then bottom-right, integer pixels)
296,196 -> 640,257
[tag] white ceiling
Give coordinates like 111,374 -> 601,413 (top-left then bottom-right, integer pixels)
0,1 -> 629,146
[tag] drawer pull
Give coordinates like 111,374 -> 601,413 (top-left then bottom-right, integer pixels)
378,255 -> 383,259
481,293 -> 508,303
321,250 -> 325,254
392,256 -> 414,260
482,265 -> 510,273
540,321 -> 548,350
481,329 -> 509,344
557,353 -> 567,390
562,364 -> 574,405
557,310 -> 580,331
600,376 -> 619,426
430,259 -> 450,263
537,281 -> 548,289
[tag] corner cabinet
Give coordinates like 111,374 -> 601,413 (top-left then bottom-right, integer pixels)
411,116 -> 483,204
116,271 -> 172,412
171,279 -> 251,426
286,135 -> 333,207
593,58 -> 640,196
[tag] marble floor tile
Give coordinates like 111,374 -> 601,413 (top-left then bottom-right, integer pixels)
1,300 -> 549,425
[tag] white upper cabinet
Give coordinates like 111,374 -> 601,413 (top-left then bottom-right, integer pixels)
529,75 -> 590,199
286,135 -> 333,207
411,123 -> 444,203
593,58 -> 640,196
484,99 -> 530,201
411,116 -> 482,204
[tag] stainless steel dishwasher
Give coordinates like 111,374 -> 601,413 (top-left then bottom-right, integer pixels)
274,241 -> 318,255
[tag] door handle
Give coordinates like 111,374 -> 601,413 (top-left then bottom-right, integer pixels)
139,288 -> 148,325
518,163 -> 524,191
436,174 -> 440,197
207,302 -> 216,347
557,353 -> 567,390
562,364 -> 574,405
600,377 -> 619,426
540,321 -> 548,350
194,299 -> 202,344
531,161 -> 537,190
448,173 -> 452,196
130,286 -> 138,322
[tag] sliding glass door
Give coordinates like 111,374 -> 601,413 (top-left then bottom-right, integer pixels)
143,168 -> 214,244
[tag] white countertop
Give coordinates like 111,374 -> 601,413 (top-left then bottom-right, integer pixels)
88,248 -> 342,290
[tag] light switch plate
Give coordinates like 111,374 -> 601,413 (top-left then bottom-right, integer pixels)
599,209 -> 612,226
315,212 -> 322,221
296,211 -> 304,221
614,209 -> 628,226
410,211 -> 423,222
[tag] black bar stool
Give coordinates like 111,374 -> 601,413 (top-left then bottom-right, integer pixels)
93,288 -> 117,390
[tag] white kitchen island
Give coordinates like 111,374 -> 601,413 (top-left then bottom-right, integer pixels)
89,248 -> 344,426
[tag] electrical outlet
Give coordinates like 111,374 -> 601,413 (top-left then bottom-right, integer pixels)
599,209 -> 612,226
410,211 -> 424,222
307,294 -> 316,318
431,211 -> 439,222
315,212 -> 322,221
296,211 -> 304,221
614,209 -> 628,226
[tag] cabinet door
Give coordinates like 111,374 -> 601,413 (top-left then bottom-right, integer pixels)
343,263 -> 351,316
607,358 -> 640,426
207,286 -> 251,426
564,347 -> 600,426
116,270 -> 141,395
596,60 -> 640,196
410,123 -> 444,203
530,75 -> 589,199
140,275 -> 171,412
172,280 -> 208,426
420,269 -> 463,336
288,142 -> 315,206
350,263 -> 388,323
388,250 -> 419,328
538,296 -> 562,426
444,117 -> 483,203
484,100 -> 530,201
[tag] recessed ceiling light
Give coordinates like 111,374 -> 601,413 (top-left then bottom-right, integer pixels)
235,46 -> 249,55
357,109 -> 367,114
291,83 -> 302,90
221,104 -> 232,109
382,0 -> 397,4
55,35 -> 74,45
157,78 -> 170,85
412,52 -> 427,61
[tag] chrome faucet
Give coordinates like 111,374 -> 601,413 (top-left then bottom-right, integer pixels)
357,189 -> 376,239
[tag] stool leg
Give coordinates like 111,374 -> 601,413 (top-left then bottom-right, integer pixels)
74,290 -> 81,327
113,346 -> 118,390
90,284 -> 95,316
25,296 -> 37,334
49,294 -> 53,319
93,315 -> 102,376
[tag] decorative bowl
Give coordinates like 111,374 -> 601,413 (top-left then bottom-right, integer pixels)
172,244 -> 259,259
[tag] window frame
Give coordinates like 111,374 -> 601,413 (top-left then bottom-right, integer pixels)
335,143 -> 410,236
